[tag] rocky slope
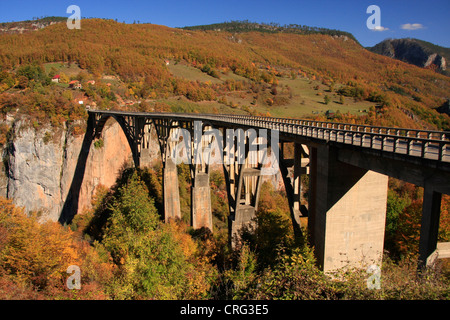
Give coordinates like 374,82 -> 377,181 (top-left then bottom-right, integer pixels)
368,38 -> 449,75
1,116 -> 160,222
0,17 -> 65,35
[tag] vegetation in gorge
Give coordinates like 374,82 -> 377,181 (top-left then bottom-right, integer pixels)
0,166 -> 448,300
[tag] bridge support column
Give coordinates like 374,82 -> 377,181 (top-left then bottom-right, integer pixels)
223,129 -> 265,247
190,122 -> 213,231
192,172 -> 212,230
419,185 -> 442,268
163,158 -> 181,222
309,145 -> 388,273
280,143 -> 309,239
230,167 -> 262,245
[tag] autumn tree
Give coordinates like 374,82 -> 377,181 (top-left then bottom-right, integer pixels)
59,72 -> 69,84
99,170 -> 216,299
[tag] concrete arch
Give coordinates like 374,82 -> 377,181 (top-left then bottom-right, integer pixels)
59,113 -> 137,224
93,114 -> 142,168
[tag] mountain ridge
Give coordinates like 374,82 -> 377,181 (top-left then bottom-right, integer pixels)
182,20 -> 360,44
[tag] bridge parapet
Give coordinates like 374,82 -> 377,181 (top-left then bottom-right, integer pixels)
89,110 -> 450,162
196,113 -> 450,163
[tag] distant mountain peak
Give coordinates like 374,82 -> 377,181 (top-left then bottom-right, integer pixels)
368,38 -> 449,75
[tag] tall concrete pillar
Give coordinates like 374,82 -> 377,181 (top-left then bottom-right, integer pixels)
280,143 -> 309,235
418,185 -> 442,268
163,158 -> 181,221
229,167 -> 262,246
309,145 -> 388,273
192,172 -> 212,230
231,205 -> 256,244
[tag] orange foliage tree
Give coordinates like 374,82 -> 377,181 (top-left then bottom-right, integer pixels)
0,197 -> 113,299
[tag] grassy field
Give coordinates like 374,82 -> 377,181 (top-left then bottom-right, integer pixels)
44,62 -> 83,77
261,77 -> 375,118
166,61 -> 377,118
160,96 -> 248,115
202,75 -> 377,119
167,61 -> 222,84
167,60 -> 249,84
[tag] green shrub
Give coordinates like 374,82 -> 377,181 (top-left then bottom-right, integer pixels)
94,139 -> 104,149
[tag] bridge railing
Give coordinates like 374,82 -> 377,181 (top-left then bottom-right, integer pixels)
221,114 -> 449,141
199,114 -> 449,162
89,110 -> 449,163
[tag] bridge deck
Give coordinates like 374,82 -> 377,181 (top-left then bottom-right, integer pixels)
89,110 -> 450,167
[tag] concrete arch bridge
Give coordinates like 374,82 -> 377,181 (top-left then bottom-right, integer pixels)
60,110 -> 450,273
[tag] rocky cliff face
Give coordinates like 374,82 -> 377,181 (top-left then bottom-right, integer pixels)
1,116 -> 160,222
369,38 -> 448,75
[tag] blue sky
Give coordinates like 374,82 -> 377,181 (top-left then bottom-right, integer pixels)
0,0 -> 449,47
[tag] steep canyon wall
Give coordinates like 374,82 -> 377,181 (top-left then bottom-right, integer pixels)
0,117 -> 160,222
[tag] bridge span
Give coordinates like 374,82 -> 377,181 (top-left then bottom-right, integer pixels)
65,110 -> 450,273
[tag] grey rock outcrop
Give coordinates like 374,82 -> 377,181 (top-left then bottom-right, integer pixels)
6,121 -> 66,221
2,116 -> 160,222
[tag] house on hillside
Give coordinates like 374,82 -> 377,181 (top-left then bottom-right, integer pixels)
69,80 -> 82,89
87,80 -> 96,85
51,75 -> 60,83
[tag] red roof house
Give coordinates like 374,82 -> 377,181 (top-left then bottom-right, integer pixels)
69,80 -> 82,89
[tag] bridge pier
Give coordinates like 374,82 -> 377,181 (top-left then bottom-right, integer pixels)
230,166 -> 263,245
309,145 -> 388,273
279,143 -> 309,238
189,122 -> 214,231
191,172 -> 213,230
223,129 -> 266,247
163,158 -> 181,221
419,185 -> 442,268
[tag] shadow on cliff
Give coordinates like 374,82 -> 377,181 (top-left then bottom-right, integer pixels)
59,115 -> 95,225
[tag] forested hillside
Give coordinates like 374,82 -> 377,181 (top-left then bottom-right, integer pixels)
183,20 -> 359,43
0,18 -> 448,130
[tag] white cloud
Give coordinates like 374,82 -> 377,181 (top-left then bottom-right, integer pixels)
401,23 -> 424,30
372,25 -> 389,32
